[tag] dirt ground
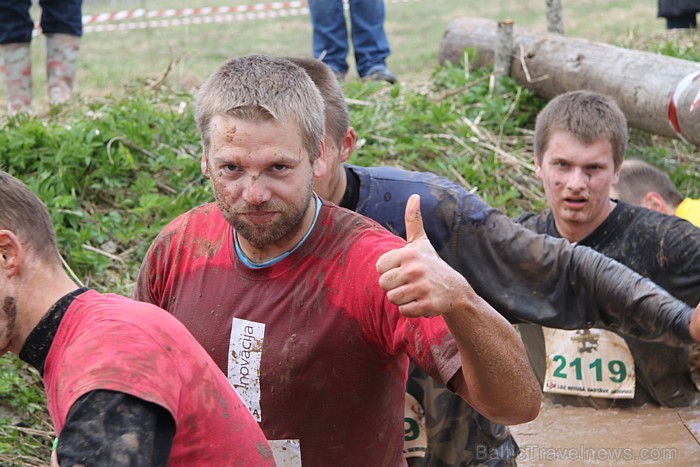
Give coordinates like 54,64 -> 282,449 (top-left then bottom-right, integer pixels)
510,399 -> 700,465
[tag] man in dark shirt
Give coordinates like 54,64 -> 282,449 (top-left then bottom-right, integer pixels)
517,90 -> 700,409
290,56 -> 700,466
0,170 -> 273,467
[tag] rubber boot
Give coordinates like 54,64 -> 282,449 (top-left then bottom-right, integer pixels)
0,42 -> 32,114
46,34 -> 80,105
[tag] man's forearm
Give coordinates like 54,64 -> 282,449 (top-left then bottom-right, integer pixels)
443,289 -> 541,426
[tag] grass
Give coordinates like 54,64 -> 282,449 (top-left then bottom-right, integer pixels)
0,1 -> 698,465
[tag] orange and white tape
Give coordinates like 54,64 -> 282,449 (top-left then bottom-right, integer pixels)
33,0 -> 421,35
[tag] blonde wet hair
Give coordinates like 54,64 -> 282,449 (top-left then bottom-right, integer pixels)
196,55 -> 325,162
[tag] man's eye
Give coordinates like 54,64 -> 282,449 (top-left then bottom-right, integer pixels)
272,164 -> 289,172
224,165 -> 239,172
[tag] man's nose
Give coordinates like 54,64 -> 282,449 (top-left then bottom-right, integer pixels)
242,175 -> 271,205
566,168 -> 587,191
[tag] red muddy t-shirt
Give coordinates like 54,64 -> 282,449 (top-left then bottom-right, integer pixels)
134,200 -> 462,467
44,290 -> 274,466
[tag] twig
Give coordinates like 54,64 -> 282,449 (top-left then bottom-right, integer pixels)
498,86 -> 522,145
83,244 -> 125,263
433,74 -> 490,102
344,97 -> 374,107
156,180 -> 178,195
147,54 -> 184,91
448,164 -> 470,188
422,133 -> 470,150
60,254 -> 84,287
518,45 -> 549,83
6,425 -> 54,438
106,136 -> 159,163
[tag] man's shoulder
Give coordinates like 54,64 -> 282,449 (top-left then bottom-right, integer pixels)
349,165 -> 491,223
617,202 -> 698,235
321,201 -> 406,248
155,202 -> 224,240
516,210 -> 551,233
351,164 -> 466,195
71,291 -> 177,330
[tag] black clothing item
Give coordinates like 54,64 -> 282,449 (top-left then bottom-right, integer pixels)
57,390 -> 174,467
19,288 -> 175,465
518,202 -> 700,408
20,287 -> 88,376
658,0 -> 700,17
658,0 -> 700,28
666,14 -> 697,28
340,165 -> 360,210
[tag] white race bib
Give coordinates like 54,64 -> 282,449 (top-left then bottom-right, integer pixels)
542,328 -> 635,399
404,393 -> 427,459
269,439 -> 302,466
228,318 -> 265,420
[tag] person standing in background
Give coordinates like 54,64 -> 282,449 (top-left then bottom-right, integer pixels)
611,158 -> 700,227
658,0 -> 700,28
0,0 -> 82,114
307,0 -> 397,83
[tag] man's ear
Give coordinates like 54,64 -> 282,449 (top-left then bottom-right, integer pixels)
201,149 -> 210,179
534,155 -> 542,180
338,128 -> 357,164
313,140 -> 328,178
643,191 -> 672,215
0,230 -> 23,277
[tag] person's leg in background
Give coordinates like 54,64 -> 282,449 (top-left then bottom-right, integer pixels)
308,0 -> 350,79
666,13 -> 697,28
40,0 -> 82,105
0,0 -> 34,113
658,0 -> 699,29
348,0 -> 396,83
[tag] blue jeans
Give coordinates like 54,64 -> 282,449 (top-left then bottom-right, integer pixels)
308,0 -> 391,77
0,0 -> 83,44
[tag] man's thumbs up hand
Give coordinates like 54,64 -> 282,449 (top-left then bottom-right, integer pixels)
376,194 -> 470,318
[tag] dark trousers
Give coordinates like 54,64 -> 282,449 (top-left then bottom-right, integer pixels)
0,0 -> 83,44
666,13 -> 697,28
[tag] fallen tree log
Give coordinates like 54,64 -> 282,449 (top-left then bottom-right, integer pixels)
438,17 -> 700,146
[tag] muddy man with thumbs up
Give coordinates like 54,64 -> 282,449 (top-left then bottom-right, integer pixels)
133,55 -> 541,467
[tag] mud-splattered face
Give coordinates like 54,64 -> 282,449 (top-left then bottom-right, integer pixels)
536,131 -> 619,242
202,115 -> 326,255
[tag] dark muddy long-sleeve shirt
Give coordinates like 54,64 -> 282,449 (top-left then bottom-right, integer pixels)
518,202 -> 700,408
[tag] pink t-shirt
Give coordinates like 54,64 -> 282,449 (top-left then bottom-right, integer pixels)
44,290 -> 274,466
134,201 -> 462,466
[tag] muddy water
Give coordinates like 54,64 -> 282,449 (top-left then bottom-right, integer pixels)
509,399 -> 700,465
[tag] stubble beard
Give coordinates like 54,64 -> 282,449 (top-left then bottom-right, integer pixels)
216,180 -> 315,249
